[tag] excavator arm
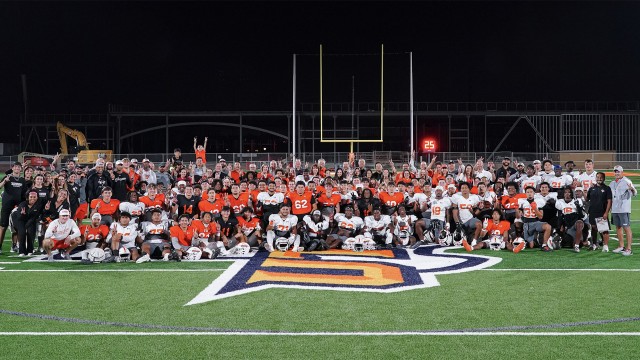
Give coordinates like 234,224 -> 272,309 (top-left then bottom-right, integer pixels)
56,121 -> 89,154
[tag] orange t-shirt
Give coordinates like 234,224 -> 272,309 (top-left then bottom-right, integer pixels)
170,225 -> 196,247
199,200 -> 223,215
486,220 -> 511,237
90,198 -> 121,216
378,192 -> 405,208
501,193 -> 526,211
80,224 -> 109,242
228,193 -> 250,215
140,194 -> 166,210
195,149 -> 206,163
288,191 -> 314,215
191,219 -> 218,239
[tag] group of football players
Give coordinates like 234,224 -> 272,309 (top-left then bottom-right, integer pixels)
0,150 -> 636,262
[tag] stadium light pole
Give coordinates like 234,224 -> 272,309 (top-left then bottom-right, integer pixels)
410,52 -> 414,157
292,53 -> 297,164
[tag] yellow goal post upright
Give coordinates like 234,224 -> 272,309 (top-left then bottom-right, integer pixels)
319,44 -> 385,168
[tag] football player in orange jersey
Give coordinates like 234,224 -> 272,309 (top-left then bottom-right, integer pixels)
90,187 -> 120,226
316,182 -> 341,217
237,207 -> 262,248
193,136 -> 208,164
139,184 -> 167,222
463,209 -> 525,253
287,181 -> 316,222
227,183 -> 250,217
378,182 -> 405,215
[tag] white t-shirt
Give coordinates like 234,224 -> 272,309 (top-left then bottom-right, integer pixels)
334,213 -> 364,233
364,215 -> 392,235
430,197 -> 452,222
44,219 -> 81,240
451,193 -> 480,223
577,171 -> 597,192
268,214 -> 298,234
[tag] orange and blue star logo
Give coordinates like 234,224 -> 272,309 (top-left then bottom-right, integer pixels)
186,246 -> 500,305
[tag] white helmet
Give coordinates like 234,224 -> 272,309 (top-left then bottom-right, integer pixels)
424,229 -> 435,243
488,235 -> 505,251
185,247 -> 203,261
452,228 -> 466,246
275,237 -> 290,252
342,237 -> 357,251
86,248 -> 105,263
233,242 -> 251,255
439,230 -> 453,246
118,247 -> 131,262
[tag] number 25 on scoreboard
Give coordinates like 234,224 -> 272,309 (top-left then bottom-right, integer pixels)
422,139 -> 436,153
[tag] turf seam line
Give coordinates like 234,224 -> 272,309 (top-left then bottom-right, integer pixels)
0,332 -> 640,336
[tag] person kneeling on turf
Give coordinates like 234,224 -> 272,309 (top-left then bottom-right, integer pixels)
265,204 -> 299,252
42,209 -> 81,261
104,212 -> 142,262
327,205 -> 364,249
555,187 -> 589,253
302,210 -> 329,251
136,208 -> 173,263
363,207 -> 394,249
463,209 -> 525,253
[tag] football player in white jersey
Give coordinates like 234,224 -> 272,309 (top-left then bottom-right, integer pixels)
104,212 -> 142,262
451,182 -> 482,245
414,186 -> 451,246
265,204 -> 299,252
327,205 -> 364,249
539,160 -> 555,183
563,160 -> 580,179
137,208 -> 172,261
364,207 -> 394,249
515,165 -> 542,193
302,210 -> 330,251
42,209 -> 81,261
555,187 -> 590,252
549,165 -> 573,194
517,187 -> 552,250
393,205 -> 418,247
577,159 -> 597,192
119,191 -> 146,225
257,181 -> 285,228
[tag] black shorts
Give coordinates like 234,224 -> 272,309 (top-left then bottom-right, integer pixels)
0,199 -> 20,228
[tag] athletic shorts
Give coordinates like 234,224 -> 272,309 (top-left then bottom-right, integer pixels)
461,218 -> 480,234
74,203 -> 89,221
52,239 -> 71,250
612,213 -> 630,228
144,240 -> 171,258
523,221 -> 546,242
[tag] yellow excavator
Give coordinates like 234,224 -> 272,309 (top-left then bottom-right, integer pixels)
56,121 -> 113,165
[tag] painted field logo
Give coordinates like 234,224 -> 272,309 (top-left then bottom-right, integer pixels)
186,246 -> 501,305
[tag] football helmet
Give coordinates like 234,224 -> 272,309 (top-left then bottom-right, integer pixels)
233,242 -> 251,255
342,237 -> 357,251
397,230 -> 410,246
185,247 -> 203,261
86,248 -> 105,263
438,230 -> 452,246
353,239 -> 365,252
118,247 -> 131,262
551,232 -> 563,250
488,235 -> 505,251
423,229 -> 435,243
452,228 -> 466,246
275,237 -> 291,252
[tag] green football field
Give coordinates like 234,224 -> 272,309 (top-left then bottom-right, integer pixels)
1,174 -> 639,359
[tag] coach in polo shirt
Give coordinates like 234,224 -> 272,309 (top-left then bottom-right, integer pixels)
610,166 -> 636,256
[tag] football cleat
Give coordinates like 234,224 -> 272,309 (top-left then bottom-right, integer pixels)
136,253 -> 151,263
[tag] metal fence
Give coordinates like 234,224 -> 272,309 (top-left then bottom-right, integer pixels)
2,151 -> 638,171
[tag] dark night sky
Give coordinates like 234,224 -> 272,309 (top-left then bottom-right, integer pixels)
1,1 -> 640,143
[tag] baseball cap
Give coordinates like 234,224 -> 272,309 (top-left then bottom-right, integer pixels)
574,187 -> 584,192
312,210 -> 321,216
553,165 -> 562,171
150,208 -> 162,214
447,184 -> 457,189
131,158 -> 138,163
177,180 -> 187,186
91,213 -> 102,220
219,158 -> 226,163
448,160 -> 455,164
533,160 -> 541,165
614,165 -> 623,172
59,209 -> 71,217
435,186 -> 445,192
115,160 -> 123,165
142,158 -> 150,163
517,162 -> 524,167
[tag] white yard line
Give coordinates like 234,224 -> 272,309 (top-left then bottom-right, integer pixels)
0,331 -> 638,336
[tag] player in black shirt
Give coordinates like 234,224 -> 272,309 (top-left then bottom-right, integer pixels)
172,185 -> 201,219
0,162 -> 26,254
586,172 -> 613,251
